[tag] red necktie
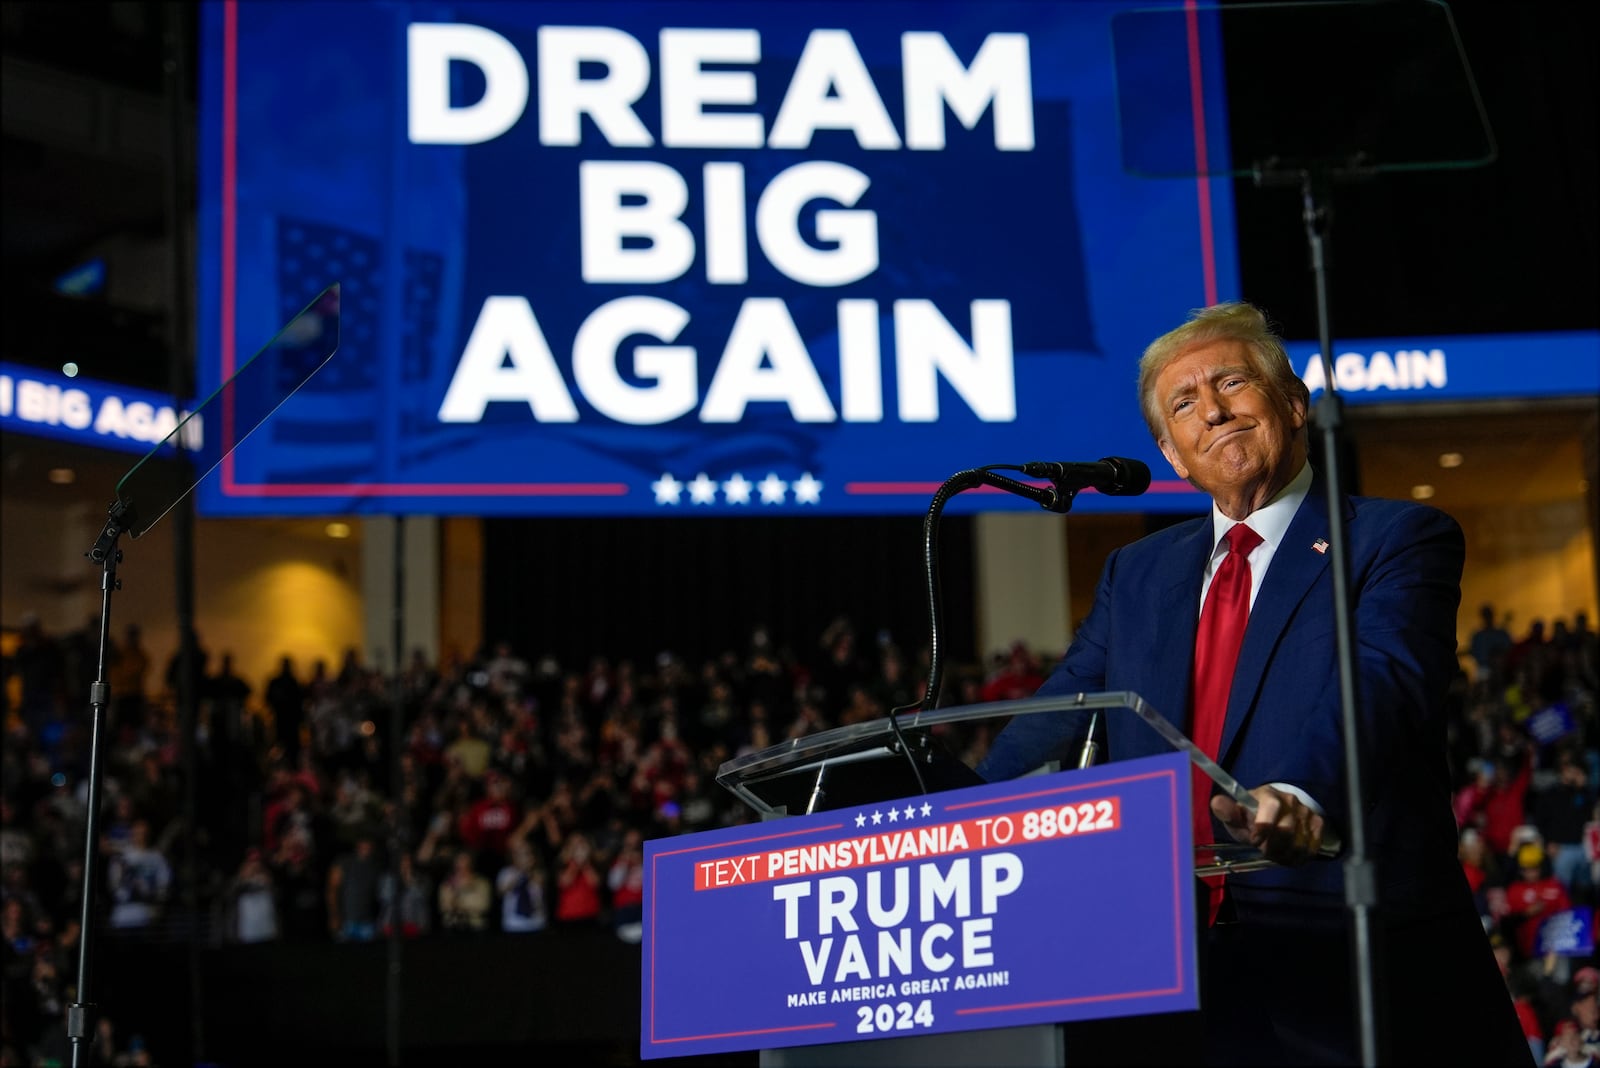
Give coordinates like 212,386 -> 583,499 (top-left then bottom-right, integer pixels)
1191,523 -> 1262,923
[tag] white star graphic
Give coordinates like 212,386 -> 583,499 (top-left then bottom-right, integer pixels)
920,803 -> 933,817
652,472 -> 683,505
887,807 -> 899,823
854,812 -> 866,828
871,809 -> 883,825
903,805 -> 915,821
793,472 -> 823,504
722,473 -> 753,505
757,472 -> 788,504
687,472 -> 718,505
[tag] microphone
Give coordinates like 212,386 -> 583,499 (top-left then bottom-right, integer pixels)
1019,456 -> 1152,496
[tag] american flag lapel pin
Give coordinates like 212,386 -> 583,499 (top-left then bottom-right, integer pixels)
1312,538 -> 1329,554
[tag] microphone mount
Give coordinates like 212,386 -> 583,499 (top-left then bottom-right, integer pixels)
915,461 -> 1142,718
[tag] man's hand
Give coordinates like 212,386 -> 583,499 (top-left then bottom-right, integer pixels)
1211,785 -> 1326,866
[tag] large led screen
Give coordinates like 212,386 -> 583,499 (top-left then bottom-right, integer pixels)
196,1 -> 1241,516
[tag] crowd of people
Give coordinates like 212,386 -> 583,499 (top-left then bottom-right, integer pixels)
1,604 -> 1597,1064
1454,606 -> 1600,1065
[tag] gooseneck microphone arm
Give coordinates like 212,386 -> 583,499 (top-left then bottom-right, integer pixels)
915,462 -> 1130,715
893,458 -> 1149,794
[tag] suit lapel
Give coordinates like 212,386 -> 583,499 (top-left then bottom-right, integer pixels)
1145,522 -> 1212,737
1216,477 -> 1346,761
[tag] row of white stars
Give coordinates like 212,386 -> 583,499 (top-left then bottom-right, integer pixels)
854,802 -> 935,828
652,471 -> 823,506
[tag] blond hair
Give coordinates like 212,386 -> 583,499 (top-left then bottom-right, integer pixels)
1136,302 -> 1310,440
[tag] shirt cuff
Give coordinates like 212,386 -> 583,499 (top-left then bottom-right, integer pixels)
1267,782 -> 1343,855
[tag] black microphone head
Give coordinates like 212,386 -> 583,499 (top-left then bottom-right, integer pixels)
1098,457 -> 1152,496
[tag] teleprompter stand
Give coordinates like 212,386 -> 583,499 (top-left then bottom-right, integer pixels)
65,286 -> 340,1068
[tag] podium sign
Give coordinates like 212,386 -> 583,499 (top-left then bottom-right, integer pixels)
642,752 -> 1196,1059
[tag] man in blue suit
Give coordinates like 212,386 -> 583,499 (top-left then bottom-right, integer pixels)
978,303 -> 1527,1064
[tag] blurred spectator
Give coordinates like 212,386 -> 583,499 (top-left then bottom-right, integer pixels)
1504,940 -> 1549,1067
837,683 -> 882,727
0,797 -> 32,872
211,652 -> 251,716
871,644 -> 917,713
326,835 -> 382,942
272,840 -> 325,942
607,828 -> 644,942
105,819 -> 170,932
495,840 -> 547,934
459,769 -> 521,864
127,752 -> 178,845
223,848 -> 279,944
328,774 -> 383,850
1504,841 -> 1572,960
1509,620 -> 1551,683
1458,744 -> 1534,859
483,641 -> 529,699
1,898 -> 29,955
438,850 -> 491,933
10,614 -> 65,735
1472,603 -> 1515,688
263,782 -> 318,862
1546,1019 -> 1599,1068
100,794 -> 138,857
108,623 -> 150,731
1534,749 -> 1597,896
1574,968 -> 1600,1058
444,715 -> 492,781
265,656 -> 306,763
980,641 -> 1045,704
690,678 -> 737,752
811,618 -> 864,709
58,615 -> 102,715
378,852 -> 432,938
163,632 -> 209,710
1458,827 -> 1504,925
554,832 -> 602,926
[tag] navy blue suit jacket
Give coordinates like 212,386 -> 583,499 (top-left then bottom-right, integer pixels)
978,471 -> 1528,1061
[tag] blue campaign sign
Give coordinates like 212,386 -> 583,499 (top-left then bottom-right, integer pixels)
194,0 -> 1240,517
1293,331 -> 1600,405
641,751 -> 1197,1058
0,361 -> 203,457
1536,907 -> 1595,958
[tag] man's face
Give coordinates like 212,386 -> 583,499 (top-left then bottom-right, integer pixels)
1153,338 -> 1306,514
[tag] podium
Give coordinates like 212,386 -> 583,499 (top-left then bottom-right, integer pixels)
640,692 -> 1273,1065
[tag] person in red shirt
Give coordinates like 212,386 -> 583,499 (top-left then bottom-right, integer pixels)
458,770 -> 521,863
607,827 -> 645,941
979,641 -> 1046,704
555,832 -> 602,924
1483,750 -> 1533,856
1504,841 -> 1572,960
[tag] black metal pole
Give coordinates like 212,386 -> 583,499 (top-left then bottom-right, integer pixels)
1298,170 -> 1380,1068
67,536 -> 122,1068
160,4 -> 204,1062
387,518 -> 406,1067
